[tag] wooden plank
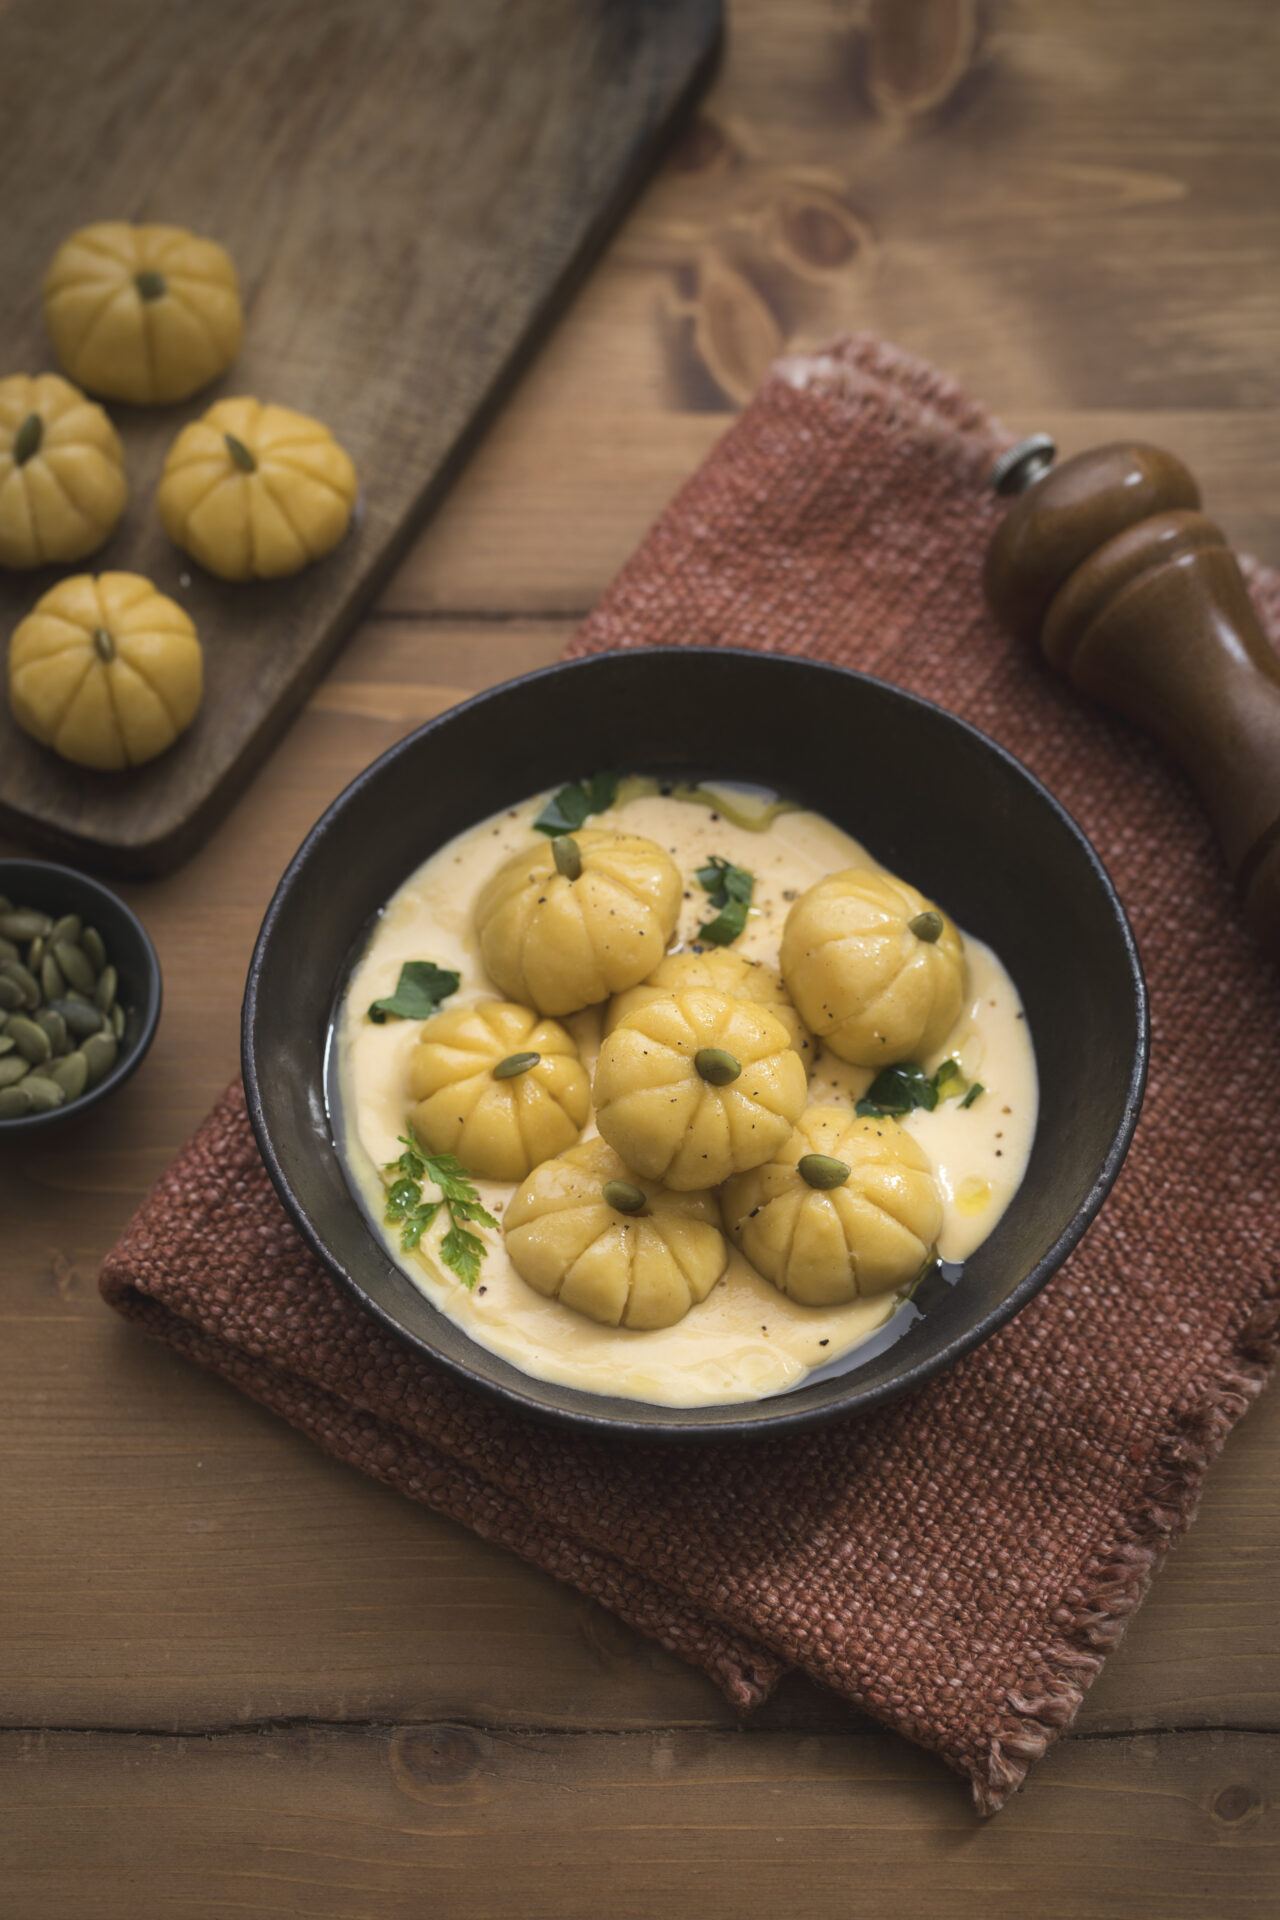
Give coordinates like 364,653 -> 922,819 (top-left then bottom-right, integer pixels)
0,0 -> 719,873
2,1727 -> 1277,1920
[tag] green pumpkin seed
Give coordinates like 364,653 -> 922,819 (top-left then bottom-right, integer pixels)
94,963 -> 118,1012
111,1004 -> 125,1039
798,1152 -> 851,1190
602,1179 -> 648,1215
8,1014 -> 51,1064
0,1085 -> 33,1119
2,960 -> 40,1009
81,927 -> 106,973
81,1031 -> 118,1086
48,1051 -> 88,1100
0,1054 -> 29,1087
0,935 -> 17,965
13,412 -> 43,465
22,1075 -> 65,1113
135,268 -> 166,301
64,988 -> 92,1005
492,1051 -> 540,1080
35,1007 -> 68,1054
908,910 -> 944,943
0,1035 -> 13,1056
694,1047 -> 742,1086
552,835 -> 582,881
0,910 -> 51,942
55,941 -> 96,995
41,952 -> 65,1002
52,997 -> 103,1038
28,934 -> 45,973
49,914 -> 82,947
0,975 -> 24,1012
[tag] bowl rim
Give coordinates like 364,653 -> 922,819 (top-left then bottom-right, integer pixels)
0,855 -> 163,1135
243,646 -> 1149,1441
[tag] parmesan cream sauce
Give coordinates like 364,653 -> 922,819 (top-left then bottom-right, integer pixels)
333,786 -> 1038,1408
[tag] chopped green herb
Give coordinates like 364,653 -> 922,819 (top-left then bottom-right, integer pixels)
855,1056 -> 976,1118
533,771 -> 620,836
856,1062 -> 937,1117
696,854 -> 754,945
368,960 -> 459,1024
383,1137 -> 497,1288
960,1081 -> 985,1109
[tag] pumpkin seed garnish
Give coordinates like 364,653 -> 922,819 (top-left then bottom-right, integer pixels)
798,1152 -> 851,1190
135,269 -> 166,301
908,910 -> 944,942
694,1047 -> 741,1086
552,834 -> 582,881
492,1051 -> 540,1080
602,1179 -> 648,1216
224,432 -> 257,473
92,627 -> 116,663
13,413 -> 43,465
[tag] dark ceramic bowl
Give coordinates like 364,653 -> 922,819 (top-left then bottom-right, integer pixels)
0,858 -> 162,1138
243,648 -> 1147,1440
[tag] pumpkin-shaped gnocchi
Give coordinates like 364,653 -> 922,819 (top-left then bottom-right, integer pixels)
607,945 -> 813,1069
43,222 -> 241,405
721,1106 -> 942,1307
780,867 -> 966,1067
593,988 -> 807,1190
0,374 -> 128,570
7,571 -> 202,770
157,397 -> 358,580
407,1000 -> 589,1183
474,829 -> 682,1017
504,1135 -> 727,1330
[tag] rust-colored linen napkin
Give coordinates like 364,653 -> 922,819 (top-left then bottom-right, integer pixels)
101,335 -> 1280,1811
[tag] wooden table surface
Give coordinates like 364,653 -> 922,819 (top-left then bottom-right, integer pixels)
4,3 -> 1279,1913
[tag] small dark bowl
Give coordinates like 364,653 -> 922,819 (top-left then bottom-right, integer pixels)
0,858 -> 162,1138
243,649 -> 1147,1441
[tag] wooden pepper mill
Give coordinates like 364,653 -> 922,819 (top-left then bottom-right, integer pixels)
983,436 -> 1280,962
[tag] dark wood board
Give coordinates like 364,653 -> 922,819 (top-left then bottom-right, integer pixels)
0,0 -> 720,876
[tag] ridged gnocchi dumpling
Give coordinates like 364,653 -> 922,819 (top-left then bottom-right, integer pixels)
720,1106 -> 942,1307
780,867 -> 966,1066
504,1136 -> 727,1329
593,988 -> 807,1191
606,945 -> 813,1070
407,1001 -> 589,1183
474,829 -> 682,1017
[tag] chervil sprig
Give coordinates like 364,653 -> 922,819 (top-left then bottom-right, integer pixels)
695,854 -> 754,945
383,1137 -> 497,1289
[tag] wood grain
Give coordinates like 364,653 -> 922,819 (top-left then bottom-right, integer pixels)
3,0 -> 1279,1910
0,0 -> 719,873
3,1728 -> 1278,1920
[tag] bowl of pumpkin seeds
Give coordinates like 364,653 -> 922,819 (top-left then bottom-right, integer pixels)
0,859 -> 161,1133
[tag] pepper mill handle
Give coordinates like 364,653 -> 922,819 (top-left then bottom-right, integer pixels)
983,438 -> 1280,961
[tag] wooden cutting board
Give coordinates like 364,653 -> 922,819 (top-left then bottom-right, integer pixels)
0,0 -> 720,875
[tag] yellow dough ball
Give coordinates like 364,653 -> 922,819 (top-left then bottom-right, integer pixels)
721,1106 -> 942,1308
780,867 -> 966,1067
8,571 -> 202,770
158,397 -> 357,580
593,988 -> 807,1191
407,1001 -> 589,1184
504,1135 -> 727,1330
606,945 -> 813,1070
43,222 -> 241,405
475,828 -> 682,1017
0,374 -> 128,569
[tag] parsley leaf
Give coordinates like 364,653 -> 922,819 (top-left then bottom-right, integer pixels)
533,771 -> 620,836
368,960 -> 459,1025
855,1057 -> 978,1118
383,1138 -> 498,1287
695,854 -> 754,946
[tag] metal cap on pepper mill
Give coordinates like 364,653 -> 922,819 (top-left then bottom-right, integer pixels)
983,436 -> 1280,962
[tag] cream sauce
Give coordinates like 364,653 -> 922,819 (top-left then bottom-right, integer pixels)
333,787 -> 1038,1407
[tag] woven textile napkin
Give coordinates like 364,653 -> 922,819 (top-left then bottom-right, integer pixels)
101,335 -> 1280,1811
